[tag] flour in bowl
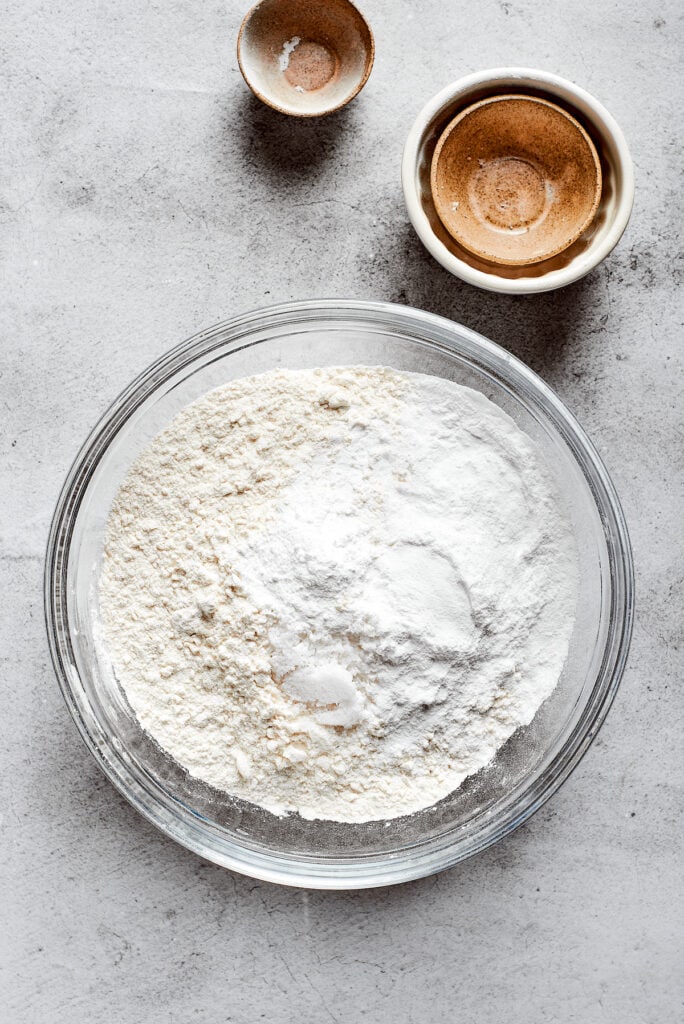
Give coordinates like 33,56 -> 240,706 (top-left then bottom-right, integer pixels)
99,366 -> 578,822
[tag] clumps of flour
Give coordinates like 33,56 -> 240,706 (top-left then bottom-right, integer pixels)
278,36 -> 301,73
99,367 -> 578,822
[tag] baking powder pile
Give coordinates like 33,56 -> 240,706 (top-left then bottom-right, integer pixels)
99,367 -> 578,822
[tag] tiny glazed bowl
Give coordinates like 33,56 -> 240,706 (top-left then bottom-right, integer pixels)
403,69 -> 635,294
430,95 -> 602,267
237,0 -> 374,117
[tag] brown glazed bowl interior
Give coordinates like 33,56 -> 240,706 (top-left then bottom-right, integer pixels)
430,95 -> 602,266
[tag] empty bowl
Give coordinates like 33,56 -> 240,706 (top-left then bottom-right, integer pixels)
402,68 -> 635,294
237,0 -> 374,117
430,95 -> 602,266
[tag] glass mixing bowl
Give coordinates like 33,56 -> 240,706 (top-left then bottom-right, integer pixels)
45,300 -> 633,888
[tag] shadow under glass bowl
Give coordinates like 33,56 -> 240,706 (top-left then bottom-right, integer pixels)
45,300 -> 633,889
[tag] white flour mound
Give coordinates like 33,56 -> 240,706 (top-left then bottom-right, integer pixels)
99,366 -> 578,822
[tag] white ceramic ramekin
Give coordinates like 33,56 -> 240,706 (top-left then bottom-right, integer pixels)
402,68 -> 635,294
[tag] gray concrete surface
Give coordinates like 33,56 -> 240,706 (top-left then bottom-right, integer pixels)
2,1 -> 682,1022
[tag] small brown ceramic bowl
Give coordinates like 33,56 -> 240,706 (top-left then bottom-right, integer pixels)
237,0 -> 374,117
430,95 -> 602,266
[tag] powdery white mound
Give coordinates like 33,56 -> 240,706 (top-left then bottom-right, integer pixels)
99,366 -> 578,822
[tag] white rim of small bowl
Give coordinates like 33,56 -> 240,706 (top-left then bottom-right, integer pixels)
402,68 -> 635,294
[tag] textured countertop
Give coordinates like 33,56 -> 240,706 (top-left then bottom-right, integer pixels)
2,1 -> 682,1021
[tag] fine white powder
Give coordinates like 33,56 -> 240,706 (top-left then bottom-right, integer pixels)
278,36 -> 301,73
99,367 -> 578,822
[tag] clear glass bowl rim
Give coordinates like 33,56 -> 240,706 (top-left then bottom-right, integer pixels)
44,299 -> 634,889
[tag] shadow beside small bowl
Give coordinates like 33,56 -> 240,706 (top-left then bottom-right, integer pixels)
237,0 -> 374,117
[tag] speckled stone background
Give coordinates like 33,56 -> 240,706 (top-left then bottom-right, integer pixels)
2,1 -> 682,1021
